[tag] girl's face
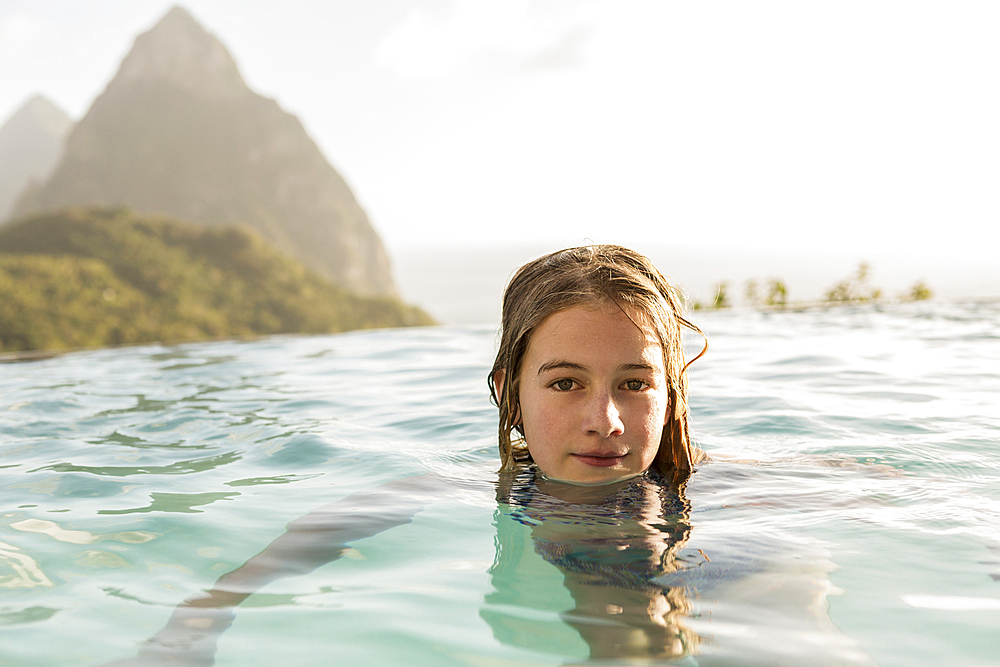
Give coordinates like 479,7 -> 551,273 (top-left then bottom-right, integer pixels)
516,304 -> 670,485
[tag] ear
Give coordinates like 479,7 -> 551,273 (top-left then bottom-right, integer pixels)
493,369 -> 522,426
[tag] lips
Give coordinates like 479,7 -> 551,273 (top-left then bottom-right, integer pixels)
572,452 -> 627,467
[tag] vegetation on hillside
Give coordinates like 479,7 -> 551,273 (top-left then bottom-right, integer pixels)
0,207 -> 433,353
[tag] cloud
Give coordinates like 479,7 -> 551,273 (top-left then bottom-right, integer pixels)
0,13 -> 45,55
376,0 -> 591,79
521,25 -> 593,72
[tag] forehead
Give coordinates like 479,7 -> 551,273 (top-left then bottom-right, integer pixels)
525,304 -> 664,367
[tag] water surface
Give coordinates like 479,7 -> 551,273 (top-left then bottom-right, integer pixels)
2,301 -> 999,666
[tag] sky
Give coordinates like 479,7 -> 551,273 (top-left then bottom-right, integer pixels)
3,1 -> 1000,283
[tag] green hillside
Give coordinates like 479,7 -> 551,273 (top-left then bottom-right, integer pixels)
0,207 -> 433,353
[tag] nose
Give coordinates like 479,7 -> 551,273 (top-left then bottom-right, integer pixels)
583,390 -> 625,438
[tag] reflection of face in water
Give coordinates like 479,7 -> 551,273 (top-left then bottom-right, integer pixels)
484,466 -> 699,663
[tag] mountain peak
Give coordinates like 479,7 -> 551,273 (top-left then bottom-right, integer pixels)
0,95 -> 73,220
114,4 -> 247,98
160,4 -> 201,27
2,95 -> 71,136
12,6 -> 398,296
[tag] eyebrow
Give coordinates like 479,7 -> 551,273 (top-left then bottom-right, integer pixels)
536,360 -> 657,375
537,360 -> 586,375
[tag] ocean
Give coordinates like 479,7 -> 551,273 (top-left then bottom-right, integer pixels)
1,300 -> 998,666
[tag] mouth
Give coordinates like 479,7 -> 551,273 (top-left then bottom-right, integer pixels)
571,452 -> 627,468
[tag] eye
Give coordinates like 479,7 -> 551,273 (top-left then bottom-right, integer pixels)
550,378 -> 576,391
623,379 -> 647,391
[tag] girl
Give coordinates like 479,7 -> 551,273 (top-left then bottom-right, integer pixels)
483,245 -> 708,660
490,244 -> 708,484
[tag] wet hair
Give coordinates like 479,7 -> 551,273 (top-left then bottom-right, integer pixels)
488,245 -> 707,474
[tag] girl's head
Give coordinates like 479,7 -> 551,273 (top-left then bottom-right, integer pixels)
489,245 -> 705,483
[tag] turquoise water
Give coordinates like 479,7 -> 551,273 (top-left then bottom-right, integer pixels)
2,301 -> 999,666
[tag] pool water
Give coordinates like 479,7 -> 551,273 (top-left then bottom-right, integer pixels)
1,301 -> 999,666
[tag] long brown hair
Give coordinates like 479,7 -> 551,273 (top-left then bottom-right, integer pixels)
488,245 -> 707,474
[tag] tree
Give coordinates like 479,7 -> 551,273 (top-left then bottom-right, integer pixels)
712,282 -> 730,309
906,280 -> 933,301
824,262 -> 882,304
765,280 -> 788,308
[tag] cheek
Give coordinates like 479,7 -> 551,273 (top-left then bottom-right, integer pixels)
518,388 -> 572,450
656,389 -> 673,424
517,384 -> 551,439
518,385 -> 546,431
641,399 -> 670,455
637,394 -> 671,437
